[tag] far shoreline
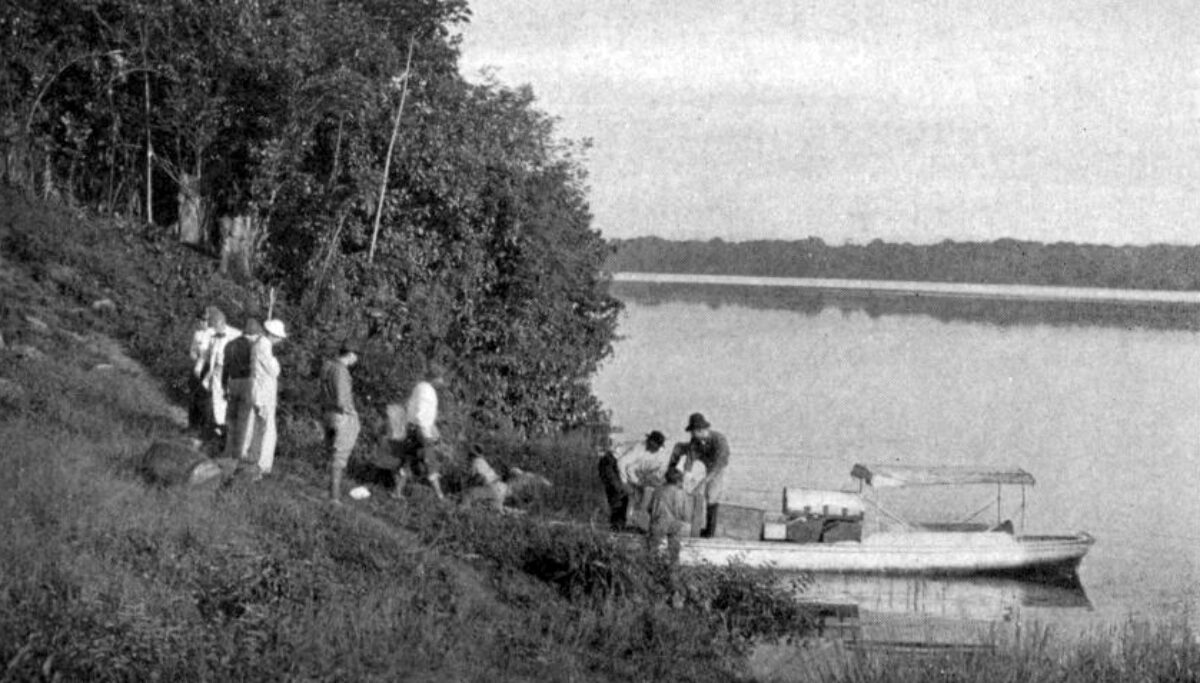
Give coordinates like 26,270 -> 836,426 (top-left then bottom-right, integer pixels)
612,272 -> 1200,305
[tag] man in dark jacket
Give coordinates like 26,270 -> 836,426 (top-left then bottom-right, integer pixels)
320,341 -> 361,503
597,447 -> 629,531
671,412 -> 730,537
221,318 -> 261,460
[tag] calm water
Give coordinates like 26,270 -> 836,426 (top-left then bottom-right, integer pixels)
594,277 -> 1200,641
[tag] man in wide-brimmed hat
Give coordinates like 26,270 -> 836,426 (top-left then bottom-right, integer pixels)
671,412 -> 730,536
245,318 -> 287,478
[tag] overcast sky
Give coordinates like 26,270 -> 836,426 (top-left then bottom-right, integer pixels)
457,1 -> 1200,246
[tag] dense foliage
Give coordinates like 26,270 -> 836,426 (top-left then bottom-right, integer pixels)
609,236 -> 1200,291
1,0 -> 621,435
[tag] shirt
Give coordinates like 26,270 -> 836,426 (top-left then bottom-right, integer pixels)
319,358 -> 356,416
405,381 -> 438,440
618,441 -> 667,485
686,430 -> 730,475
470,456 -> 501,486
203,326 -> 241,390
249,336 -> 280,407
190,326 -> 214,376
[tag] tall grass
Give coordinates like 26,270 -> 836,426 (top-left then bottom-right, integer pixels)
0,324 -> 818,681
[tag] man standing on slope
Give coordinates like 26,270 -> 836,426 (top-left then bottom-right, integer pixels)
397,363 -> 447,500
221,318 -> 261,460
187,306 -> 219,433
246,318 -> 286,479
321,341 -> 361,504
201,309 -> 240,442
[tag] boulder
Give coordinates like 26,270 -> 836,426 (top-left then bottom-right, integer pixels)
23,315 -> 49,334
91,298 -> 117,314
139,440 -> 224,487
10,344 -> 46,361
0,376 -> 25,404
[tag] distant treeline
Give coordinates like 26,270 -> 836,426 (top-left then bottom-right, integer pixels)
607,237 -> 1200,291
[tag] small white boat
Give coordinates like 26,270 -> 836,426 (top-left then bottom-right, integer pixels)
679,463 -> 1094,581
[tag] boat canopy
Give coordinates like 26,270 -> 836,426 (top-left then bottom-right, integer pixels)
850,464 -> 1036,488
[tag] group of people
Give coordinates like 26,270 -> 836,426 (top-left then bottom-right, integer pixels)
188,307 -> 287,479
321,350 -> 450,505
191,305 -> 538,508
598,412 -> 731,562
321,348 -> 546,507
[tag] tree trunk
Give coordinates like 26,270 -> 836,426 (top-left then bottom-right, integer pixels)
177,171 -> 206,245
219,214 -> 257,282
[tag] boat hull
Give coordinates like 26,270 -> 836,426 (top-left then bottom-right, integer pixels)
680,531 -> 1094,581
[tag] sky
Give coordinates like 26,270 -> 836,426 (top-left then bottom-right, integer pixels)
456,1 -> 1200,246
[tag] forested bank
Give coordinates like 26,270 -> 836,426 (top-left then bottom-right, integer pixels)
1,0 -> 619,436
608,236 -> 1200,291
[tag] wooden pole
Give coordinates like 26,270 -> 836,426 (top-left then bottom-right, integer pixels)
144,71 -> 153,225
367,38 -> 415,265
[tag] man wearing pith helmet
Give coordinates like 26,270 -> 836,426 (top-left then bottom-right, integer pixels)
673,412 -> 730,537
246,318 -> 286,478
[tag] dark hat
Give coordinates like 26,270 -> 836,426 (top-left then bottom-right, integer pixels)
468,443 -> 486,459
684,412 -> 710,432
338,340 -> 360,356
645,430 -> 666,447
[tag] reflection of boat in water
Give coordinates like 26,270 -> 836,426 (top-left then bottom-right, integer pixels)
680,464 -> 1094,581
793,573 -> 1093,654
800,572 -> 1092,621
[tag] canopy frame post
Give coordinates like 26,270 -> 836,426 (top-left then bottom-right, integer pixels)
996,483 -> 1002,527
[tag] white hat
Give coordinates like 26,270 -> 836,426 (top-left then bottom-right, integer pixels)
263,319 -> 287,338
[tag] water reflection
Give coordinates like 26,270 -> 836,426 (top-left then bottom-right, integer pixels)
611,280 -> 1200,331
796,573 -> 1092,650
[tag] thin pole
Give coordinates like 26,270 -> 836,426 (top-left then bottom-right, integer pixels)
144,71 -> 153,225
996,483 -> 1002,527
1020,485 -> 1026,533
367,38 -> 415,264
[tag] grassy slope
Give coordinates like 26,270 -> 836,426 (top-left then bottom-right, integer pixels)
4,189 -> 1199,683
0,189 -> 760,682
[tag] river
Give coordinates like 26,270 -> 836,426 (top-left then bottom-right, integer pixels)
593,274 -> 1200,645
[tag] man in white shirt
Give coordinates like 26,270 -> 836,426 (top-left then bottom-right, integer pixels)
618,430 -> 668,485
396,363 -> 446,499
187,307 -> 218,432
244,318 -> 286,478
459,443 -> 509,510
201,309 -> 240,441
460,443 -> 552,512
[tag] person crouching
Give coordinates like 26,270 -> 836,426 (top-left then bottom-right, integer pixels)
646,467 -> 693,565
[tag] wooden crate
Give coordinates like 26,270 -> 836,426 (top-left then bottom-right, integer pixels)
821,519 -> 863,543
711,503 -> 765,540
763,522 -> 788,540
